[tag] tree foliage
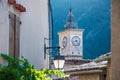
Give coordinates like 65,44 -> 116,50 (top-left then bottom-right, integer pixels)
0,54 -> 68,80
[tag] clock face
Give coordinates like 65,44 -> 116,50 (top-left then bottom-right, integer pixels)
71,36 -> 80,46
62,37 -> 67,48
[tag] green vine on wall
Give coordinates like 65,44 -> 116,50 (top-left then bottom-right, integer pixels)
0,53 -> 69,80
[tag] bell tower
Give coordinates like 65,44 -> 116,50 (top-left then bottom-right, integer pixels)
58,7 -> 84,59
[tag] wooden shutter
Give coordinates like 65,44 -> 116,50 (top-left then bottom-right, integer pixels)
15,16 -> 20,58
9,12 -> 20,58
9,12 -> 15,57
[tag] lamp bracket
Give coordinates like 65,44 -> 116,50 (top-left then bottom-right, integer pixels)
44,37 -> 60,59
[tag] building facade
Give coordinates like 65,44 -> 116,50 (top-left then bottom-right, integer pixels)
65,61 -> 107,80
64,53 -> 111,80
111,0 -> 120,80
0,0 -> 51,69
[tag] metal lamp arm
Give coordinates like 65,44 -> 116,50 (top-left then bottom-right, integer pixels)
44,44 -> 60,59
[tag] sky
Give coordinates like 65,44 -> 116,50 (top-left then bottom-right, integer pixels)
50,0 -> 111,59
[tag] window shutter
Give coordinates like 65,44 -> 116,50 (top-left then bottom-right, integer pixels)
15,16 -> 20,58
9,12 -> 20,58
9,12 -> 15,57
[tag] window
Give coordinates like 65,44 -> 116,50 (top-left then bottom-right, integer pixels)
9,12 -> 21,58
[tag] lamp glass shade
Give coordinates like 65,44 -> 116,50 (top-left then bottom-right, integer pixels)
53,60 -> 65,69
53,54 -> 65,69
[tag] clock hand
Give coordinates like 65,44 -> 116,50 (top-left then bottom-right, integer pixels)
75,40 -> 79,45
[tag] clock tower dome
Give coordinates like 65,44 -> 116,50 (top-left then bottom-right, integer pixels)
58,7 -> 84,59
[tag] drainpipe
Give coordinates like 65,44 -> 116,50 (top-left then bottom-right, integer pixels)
48,0 -> 54,69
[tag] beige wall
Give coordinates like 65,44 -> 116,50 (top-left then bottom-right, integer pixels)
65,73 -> 103,80
111,0 -> 120,80
106,60 -> 111,80
78,74 -> 100,80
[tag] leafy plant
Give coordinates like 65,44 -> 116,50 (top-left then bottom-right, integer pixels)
0,54 -> 68,80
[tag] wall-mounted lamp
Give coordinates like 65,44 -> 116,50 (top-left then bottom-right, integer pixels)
53,53 -> 65,69
44,38 -> 65,69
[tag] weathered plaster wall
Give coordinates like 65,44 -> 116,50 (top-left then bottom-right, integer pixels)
112,0 -> 120,80
106,60 -> 111,80
0,0 -> 9,54
17,0 -> 50,69
79,74 -> 100,80
0,0 -> 50,69
0,0 -> 9,64
78,74 -> 100,80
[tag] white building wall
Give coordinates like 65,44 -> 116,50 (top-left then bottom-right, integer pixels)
0,0 -> 9,55
18,0 -> 50,69
0,0 -> 50,69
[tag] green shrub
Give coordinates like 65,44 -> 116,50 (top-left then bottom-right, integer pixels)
0,54 -> 68,80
